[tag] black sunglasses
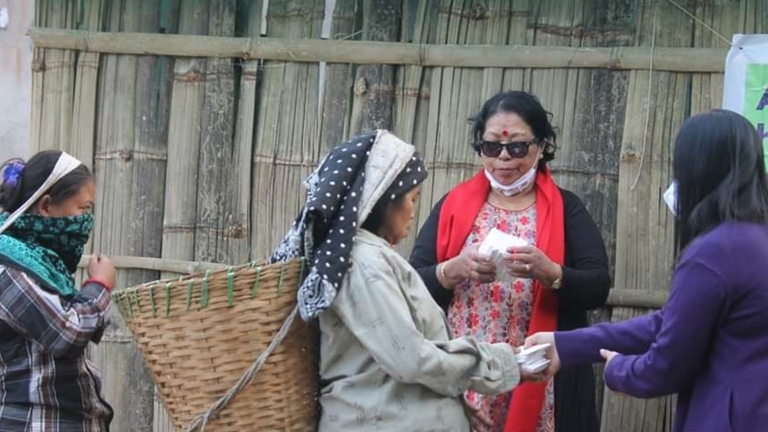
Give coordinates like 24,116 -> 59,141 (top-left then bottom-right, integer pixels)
476,140 -> 539,158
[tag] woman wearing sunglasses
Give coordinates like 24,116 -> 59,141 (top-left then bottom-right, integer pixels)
410,91 -> 610,432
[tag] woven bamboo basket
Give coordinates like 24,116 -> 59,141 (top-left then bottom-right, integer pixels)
111,259 -> 318,432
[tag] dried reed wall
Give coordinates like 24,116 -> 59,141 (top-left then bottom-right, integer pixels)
27,0 -> 767,430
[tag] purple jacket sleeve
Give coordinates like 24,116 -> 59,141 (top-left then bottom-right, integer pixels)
602,259 -> 727,398
556,254 -> 728,398
555,311 -> 663,366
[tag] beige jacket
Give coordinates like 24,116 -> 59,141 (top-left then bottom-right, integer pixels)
318,229 -> 520,432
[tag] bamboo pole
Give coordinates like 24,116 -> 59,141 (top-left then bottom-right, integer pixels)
78,255 -> 228,274
157,3 -> 209,428
604,1 -> 699,430
69,0 -> 101,168
89,1 -> 175,429
28,0 -> 46,154
161,0 -> 209,267
135,1 -> 181,431
419,0 -> 457,248
392,0 -> 432,239
318,0 -> 356,150
27,27 -> 729,72
250,0 -> 325,259
225,0 -> 263,265
29,1 -> 77,153
349,0 -> 402,134
193,0 -> 246,264
391,0 -> 435,260
392,0 -> 430,144
77,254 -> 669,309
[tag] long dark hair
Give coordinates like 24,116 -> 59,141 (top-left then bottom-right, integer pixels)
673,109 -> 768,256
0,150 -> 92,213
470,90 -> 558,168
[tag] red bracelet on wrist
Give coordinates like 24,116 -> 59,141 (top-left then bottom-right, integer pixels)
84,278 -> 113,292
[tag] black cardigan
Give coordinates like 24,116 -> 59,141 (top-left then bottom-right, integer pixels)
409,188 -> 611,432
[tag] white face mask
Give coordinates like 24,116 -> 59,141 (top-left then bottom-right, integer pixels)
663,181 -> 678,217
484,151 -> 540,197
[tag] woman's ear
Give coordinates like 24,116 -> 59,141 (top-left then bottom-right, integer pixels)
35,195 -> 53,216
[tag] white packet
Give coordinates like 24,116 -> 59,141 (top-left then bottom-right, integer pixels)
478,228 -> 529,283
516,343 -> 551,373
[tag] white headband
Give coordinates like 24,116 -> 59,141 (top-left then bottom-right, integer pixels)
356,130 -> 415,225
0,152 -> 83,235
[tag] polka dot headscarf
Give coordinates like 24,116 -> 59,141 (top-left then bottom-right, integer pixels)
383,152 -> 427,201
269,130 -> 424,320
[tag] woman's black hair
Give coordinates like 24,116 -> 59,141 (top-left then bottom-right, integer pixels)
470,90 -> 558,169
361,193 -> 408,235
0,150 -> 92,213
673,109 -> 768,256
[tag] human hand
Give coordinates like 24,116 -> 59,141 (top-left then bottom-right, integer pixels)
524,332 -> 561,378
86,255 -> 116,291
600,349 -> 629,397
461,394 -> 493,431
600,349 -> 619,366
503,245 -> 561,286
519,364 -> 548,383
440,245 -> 496,288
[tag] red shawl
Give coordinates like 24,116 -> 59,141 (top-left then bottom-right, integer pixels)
436,168 -> 564,432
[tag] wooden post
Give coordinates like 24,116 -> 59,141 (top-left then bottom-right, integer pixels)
29,0 -> 77,154
69,0 -> 102,167
349,0 -> 402,134
392,0 -> 434,259
605,2 -> 695,430
161,0 -> 209,266
193,0 -> 247,264
318,0 -> 357,150
156,4 -> 210,429
392,0 -> 431,146
250,0 -> 326,259
226,0 -> 263,265
89,0 -> 173,430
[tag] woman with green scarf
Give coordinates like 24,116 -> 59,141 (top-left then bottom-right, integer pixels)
0,150 -> 116,431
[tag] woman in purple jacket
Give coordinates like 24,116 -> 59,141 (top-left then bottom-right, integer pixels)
527,109 -> 768,432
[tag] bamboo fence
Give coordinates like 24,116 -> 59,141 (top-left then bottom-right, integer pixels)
26,0 -> 767,431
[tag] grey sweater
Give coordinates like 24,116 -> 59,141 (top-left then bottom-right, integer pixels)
318,229 -> 520,432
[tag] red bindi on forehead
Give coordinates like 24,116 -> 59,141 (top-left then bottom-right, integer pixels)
502,130 -> 509,137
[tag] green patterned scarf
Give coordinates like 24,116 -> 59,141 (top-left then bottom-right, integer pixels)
0,212 -> 94,297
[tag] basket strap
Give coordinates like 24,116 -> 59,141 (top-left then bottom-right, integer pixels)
184,304 -> 301,432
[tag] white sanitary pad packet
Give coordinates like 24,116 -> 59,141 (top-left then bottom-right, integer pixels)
515,343 -> 551,374
477,228 -> 529,283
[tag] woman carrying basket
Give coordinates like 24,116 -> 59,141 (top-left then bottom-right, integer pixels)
0,150 -> 115,431
270,131 -> 539,432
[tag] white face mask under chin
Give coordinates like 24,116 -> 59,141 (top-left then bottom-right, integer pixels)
485,155 -> 539,197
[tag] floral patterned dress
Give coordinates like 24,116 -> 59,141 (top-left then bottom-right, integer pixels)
447,202 -> 555,432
